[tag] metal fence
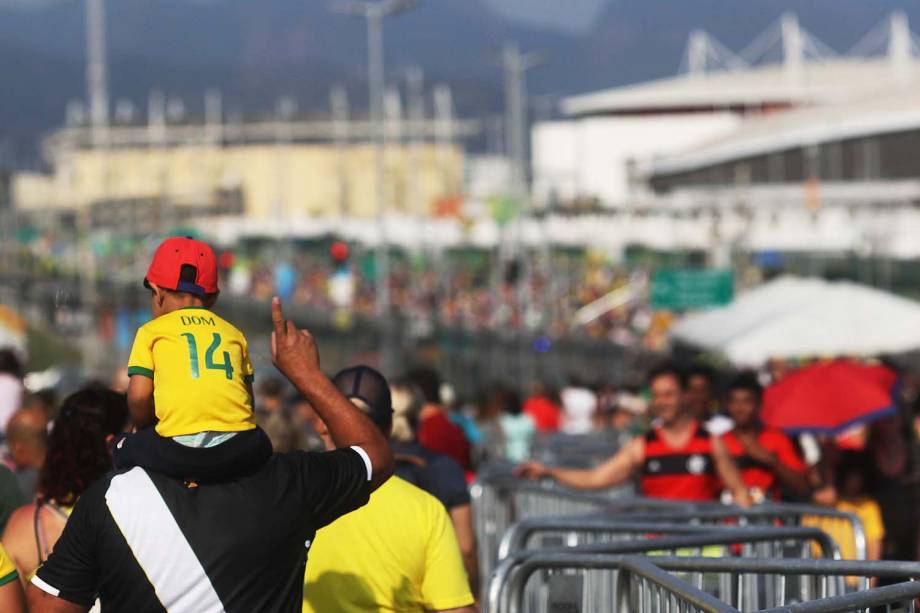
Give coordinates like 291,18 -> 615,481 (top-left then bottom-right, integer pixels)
488,553 -> 920,613
472,471 -> 867,596
471,474 -> 698,588
497,517 -> 841,562
488,528 -> 841,613
626,504 -> 867,562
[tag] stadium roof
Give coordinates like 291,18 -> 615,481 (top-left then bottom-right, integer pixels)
561,58 -> 920,117
650,83 -> 920,176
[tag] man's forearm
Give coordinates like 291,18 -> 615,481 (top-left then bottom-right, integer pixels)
286,369 -> 394,487
548,466 -> 606,490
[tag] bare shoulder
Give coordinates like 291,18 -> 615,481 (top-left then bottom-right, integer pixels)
3,504 -> 36,538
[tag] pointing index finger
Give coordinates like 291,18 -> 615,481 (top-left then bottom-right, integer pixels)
271,296 -> 286,337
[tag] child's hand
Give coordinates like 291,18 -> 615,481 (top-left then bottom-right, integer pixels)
270,297 -> 321,378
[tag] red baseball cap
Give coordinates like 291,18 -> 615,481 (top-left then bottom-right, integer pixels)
144,236 -> 219,297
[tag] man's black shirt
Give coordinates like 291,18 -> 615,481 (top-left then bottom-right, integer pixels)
34,448 -> 370,612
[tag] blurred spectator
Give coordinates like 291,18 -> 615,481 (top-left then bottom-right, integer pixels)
497,388 -> 534,464
559,378 -> 596,435
255,377 -> 299,453
834,451 -> 885,563
20,391 -> 56,425
407,368 -> 471,471
389,378 -> 478,591
523,382 -> 560,433
686,364 -> 718,421
3,409 -> 48,499
0,351 -> 23,437
286,394 -> 328,453
720,372 -> 809,502
0,467 -> 24,534
2,387 -> 128,582
442,382 -> 482,448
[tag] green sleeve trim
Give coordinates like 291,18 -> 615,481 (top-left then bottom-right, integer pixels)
127,366 -> 154,379
243,374 -> 254,383
0,570 -> 18,587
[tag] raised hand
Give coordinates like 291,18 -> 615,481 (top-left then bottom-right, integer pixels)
270,297 -> 321,379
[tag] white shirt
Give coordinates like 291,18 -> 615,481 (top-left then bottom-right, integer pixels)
560,387 -> 597,435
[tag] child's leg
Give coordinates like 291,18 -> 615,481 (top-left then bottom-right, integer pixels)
113,427 -> 273,481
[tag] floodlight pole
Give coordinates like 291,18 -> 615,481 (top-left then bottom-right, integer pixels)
331,0 -> 419,371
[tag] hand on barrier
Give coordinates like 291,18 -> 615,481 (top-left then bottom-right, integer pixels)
514,461 -> 551,480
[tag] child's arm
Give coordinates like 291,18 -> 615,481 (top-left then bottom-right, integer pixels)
127,375 -> 156,430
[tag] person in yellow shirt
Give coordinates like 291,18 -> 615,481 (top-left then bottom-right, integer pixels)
0,543 -> 25,613
803,451 -> 885,585
119,237 -> 271,478
303,366 -> 475,613
833,451 -> 885,561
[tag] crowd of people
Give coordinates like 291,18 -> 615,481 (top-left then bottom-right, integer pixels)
0,236 -> 916,611
230,246 -> 661,345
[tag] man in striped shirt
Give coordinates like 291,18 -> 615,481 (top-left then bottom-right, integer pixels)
27,299 -> 394,612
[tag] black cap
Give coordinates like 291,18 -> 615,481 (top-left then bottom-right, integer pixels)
332,365 -> 393,432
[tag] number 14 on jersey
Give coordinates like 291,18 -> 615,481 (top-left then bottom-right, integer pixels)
181,332 -> 235,380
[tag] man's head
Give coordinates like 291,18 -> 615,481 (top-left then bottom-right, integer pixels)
22,389 -> 57,423
145,236 -> 219,317
332,366 -> 393,438
646,363 -> 687,426
405,367 -> 441,406
6,407 -> 48,469
725,371 -> 763,429
686,364 -> 717,420
258,378 -> 286,413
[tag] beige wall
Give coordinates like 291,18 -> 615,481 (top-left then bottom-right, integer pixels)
14,142 -> 464,219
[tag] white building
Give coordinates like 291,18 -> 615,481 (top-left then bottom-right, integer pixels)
532,12 -> 920,212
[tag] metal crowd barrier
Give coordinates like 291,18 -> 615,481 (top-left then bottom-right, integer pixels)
627,504 -> 867,561
471,473 -> 695,589
643,557 -> 920,612
488,528 -> 840,613
497,517 -> 840,562
489,553 -> 920,613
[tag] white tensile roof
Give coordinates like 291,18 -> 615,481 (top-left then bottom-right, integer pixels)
672,275 -> 920,365
562,58 -> 920,117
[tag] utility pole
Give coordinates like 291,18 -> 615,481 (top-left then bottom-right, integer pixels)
330,85 -> 351,217
81,0 -> 110,376
86,0 -> 109,149
501,42 -> 542,386
331,0 -> 420,372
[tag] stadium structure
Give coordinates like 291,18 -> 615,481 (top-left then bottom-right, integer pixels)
531,12 -> 920,269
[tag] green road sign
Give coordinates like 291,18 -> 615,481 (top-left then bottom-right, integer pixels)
651,268 -> 734,310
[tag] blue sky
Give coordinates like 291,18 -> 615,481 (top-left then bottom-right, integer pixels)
483,0 -> 609,33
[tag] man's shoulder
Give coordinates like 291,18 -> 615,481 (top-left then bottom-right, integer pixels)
378,477 -> 442,515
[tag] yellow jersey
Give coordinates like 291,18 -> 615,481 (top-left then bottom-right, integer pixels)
0,543 -> 18,587
303,477 -> 473,613
127,307 -> 255,437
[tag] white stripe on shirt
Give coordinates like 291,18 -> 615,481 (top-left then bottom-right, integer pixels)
350,446 -> 372,481
105,468 -> 226,613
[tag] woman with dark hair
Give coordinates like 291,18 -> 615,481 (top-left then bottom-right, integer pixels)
1,386 -> 128,583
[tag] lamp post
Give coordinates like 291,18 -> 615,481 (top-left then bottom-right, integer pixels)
331,0 -> 420,371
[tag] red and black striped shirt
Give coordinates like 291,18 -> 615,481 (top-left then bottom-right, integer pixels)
641,422 -> 719,501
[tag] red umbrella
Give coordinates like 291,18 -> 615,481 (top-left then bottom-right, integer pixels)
762,360 -> 898,434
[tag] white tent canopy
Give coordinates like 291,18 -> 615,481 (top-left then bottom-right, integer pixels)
672,275 -> 920,365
